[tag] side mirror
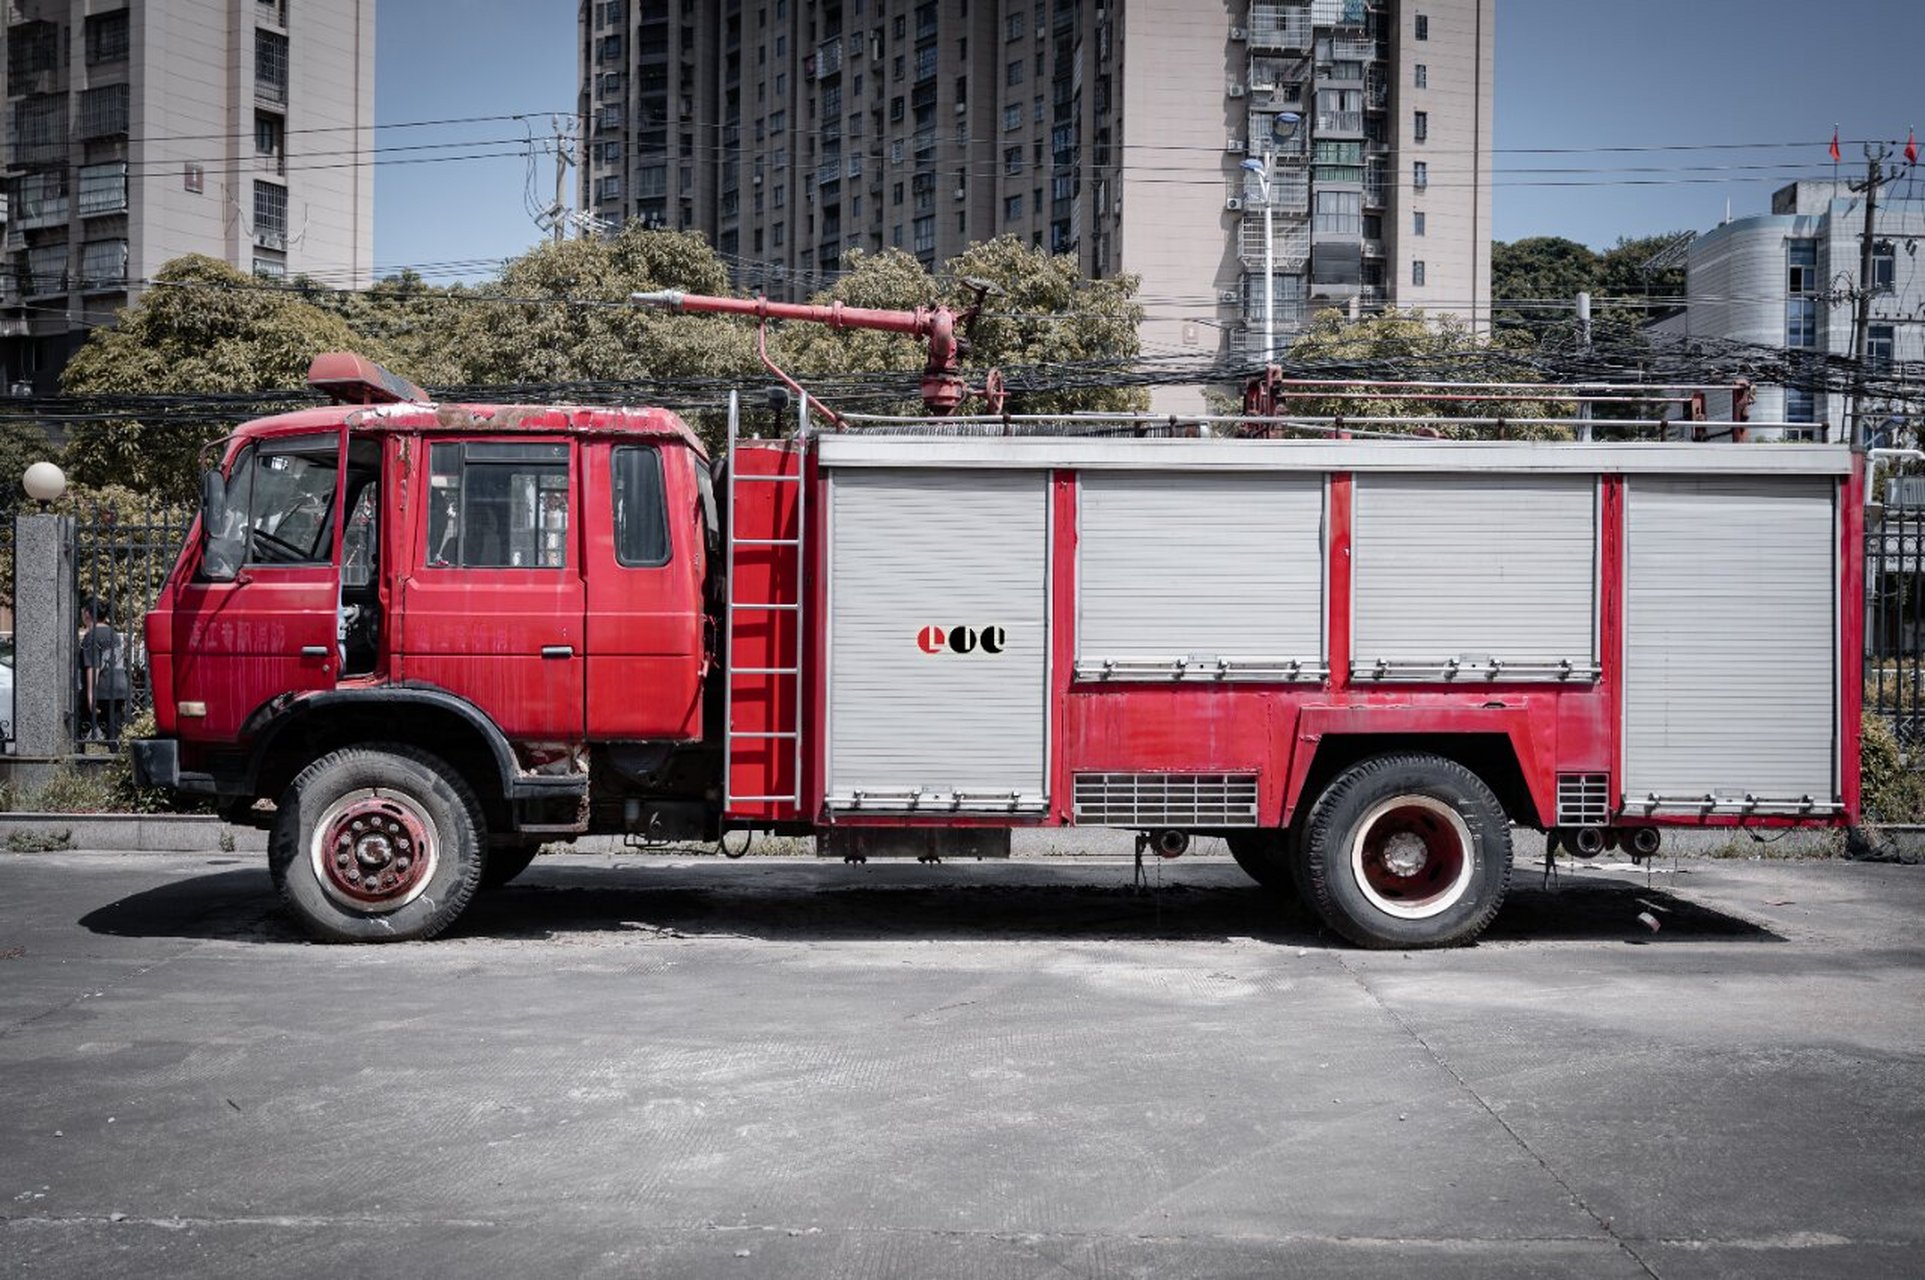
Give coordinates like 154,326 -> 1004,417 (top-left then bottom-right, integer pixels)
199,468 -> 244,582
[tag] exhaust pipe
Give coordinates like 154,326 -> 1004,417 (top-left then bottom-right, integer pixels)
1570,826 -> 1607,858
1629,827 -> 1662,858
1152,829 -> 1190,859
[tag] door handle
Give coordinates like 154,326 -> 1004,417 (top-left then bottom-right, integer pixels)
541,645 -> 575,659
300,645 -> 330,658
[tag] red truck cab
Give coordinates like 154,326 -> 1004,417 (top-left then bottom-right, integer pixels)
138,359 -> 719,939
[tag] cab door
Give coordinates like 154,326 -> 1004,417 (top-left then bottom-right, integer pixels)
396,438 -> 585,740
170,432 -> 343,743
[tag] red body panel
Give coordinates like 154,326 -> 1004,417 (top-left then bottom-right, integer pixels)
581,441 -> 706,741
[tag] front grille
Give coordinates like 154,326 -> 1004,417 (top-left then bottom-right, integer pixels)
1556,772 -> 1611,826
1073,773 -> 1260,828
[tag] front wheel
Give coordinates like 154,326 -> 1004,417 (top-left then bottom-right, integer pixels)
269,745 -> 485,942
1300,753 -> 1512,949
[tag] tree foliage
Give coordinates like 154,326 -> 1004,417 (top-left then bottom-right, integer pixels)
60,255 -> 391,500
1491,231 -> 1691,338
1279,307 -> 1572,436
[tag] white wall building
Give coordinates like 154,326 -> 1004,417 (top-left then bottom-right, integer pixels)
1,0 -> 376,393
1652,180 -> 1925,442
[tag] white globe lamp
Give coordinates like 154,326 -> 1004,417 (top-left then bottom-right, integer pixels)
22,461 -> 65,507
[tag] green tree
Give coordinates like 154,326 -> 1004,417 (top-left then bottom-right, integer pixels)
1279,307 -> 1572,436
1490,236 -> 1598,335
424,223 -> 758,389
60,255 -> 393,500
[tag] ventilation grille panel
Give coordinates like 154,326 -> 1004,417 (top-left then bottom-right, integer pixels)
1073,773 -> 1260,828
1556,773 -> 1611,826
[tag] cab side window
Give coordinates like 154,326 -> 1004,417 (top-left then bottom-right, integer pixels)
612,446 -> 670,567
427,442 -> 570,568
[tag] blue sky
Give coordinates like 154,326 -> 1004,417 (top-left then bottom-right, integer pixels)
374,0 -> 1925,278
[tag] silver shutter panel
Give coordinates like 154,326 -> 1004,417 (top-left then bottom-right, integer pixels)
1352,473 -> 1598,682
1077,472 -> 1325,681
827,469 -> 1050,812
1623,476 -> 1837,812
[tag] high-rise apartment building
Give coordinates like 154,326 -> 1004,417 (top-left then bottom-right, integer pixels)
579,0 -> 1491,409
0,0 -> 375,393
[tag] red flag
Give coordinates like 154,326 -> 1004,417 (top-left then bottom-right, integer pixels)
1830,128 -> 1842,162
1907,127 -> 1918,166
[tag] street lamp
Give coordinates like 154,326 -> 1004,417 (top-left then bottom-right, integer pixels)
1239,112 -> 1300,366
22,460 -> 64,508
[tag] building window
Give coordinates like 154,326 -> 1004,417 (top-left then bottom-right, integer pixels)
915,44 -> 937,80
1005,193 -> 1023,221
1412,210 -> 1426,237
913,214 -> 935,253
85,10 -> 130,65
596,175 -> 623,202
1784,386 -> 1816,423
1007,10 -> 1025,39
1007,59 -> 1024,86
253,253 -> 287,279
1787,238 -> 1818,294
253,181 -> 288,248
773,222 -> 785,246
1873,242 -> 1896,293
1411,260 -> 1427,287
1785,297 -> 1819,349
6,20 -> 57,78
78,84 -> 130,139
77,162 -> 128,215
1003,103 -> 1021,131
1869,323 -> 1895,373
256,30 -> 289,103
1312,190 -> 1361,237
1412,111 -> 1428,142
1413,160 -> 1428,191
12,95 -> 66,164
1004,146 -> 1022,175
26,243 -> 67,295
1414,63 -> 1428,88
1415,13 -> 1429,39
80,238 -> 128,289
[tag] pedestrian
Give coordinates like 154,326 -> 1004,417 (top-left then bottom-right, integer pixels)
79,599 -> 130,749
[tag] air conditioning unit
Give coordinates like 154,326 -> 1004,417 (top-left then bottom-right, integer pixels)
1229,25 -> 1247,41
1225,138 -> 1246,153
1219,288 -> 1241,304
1224,196 -> 1244,211
954,188 -> 967,199
1227,83 -> 1247,99
955,101 -> 968,114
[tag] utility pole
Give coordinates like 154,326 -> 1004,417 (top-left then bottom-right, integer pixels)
1575,291 -> 1593,442
1849,142 -> 1892,451
548,114 -> 577,244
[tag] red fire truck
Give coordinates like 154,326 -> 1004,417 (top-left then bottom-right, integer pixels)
133,296 -> 1864,949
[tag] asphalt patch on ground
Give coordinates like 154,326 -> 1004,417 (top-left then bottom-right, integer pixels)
77,863 -> 1780,948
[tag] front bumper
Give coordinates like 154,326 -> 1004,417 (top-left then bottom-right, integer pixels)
131,738 -> 219,794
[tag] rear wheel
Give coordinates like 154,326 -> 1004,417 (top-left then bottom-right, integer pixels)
1300,753 -> 1511,949
1225,830 -> 1291,894
269,745 -> 485,942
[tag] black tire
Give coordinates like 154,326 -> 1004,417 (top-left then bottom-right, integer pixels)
1299,753 -> 1511,949
480,841 -> 541,890
1225,830 -> 1292,894
268,745 -> 485,942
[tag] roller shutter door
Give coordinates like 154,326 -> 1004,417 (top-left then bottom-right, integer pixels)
1623,476 -> 1837,812
827,469 -> 1050,812
1352,473 -> 1598,682
1077,472 -> 1325,681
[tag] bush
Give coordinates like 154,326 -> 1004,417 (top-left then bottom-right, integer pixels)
1860,713 -> 1925,824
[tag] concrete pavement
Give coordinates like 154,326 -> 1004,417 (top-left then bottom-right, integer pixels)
2,849 -> 1923,1278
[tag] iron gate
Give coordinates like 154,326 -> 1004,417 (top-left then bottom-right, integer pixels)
1869,496 -> 1925,748
72,501 -> 192,750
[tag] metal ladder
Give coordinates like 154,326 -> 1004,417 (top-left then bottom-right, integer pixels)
721,390 -> 807,812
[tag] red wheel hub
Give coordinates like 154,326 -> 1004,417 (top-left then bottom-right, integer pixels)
1349,796 -> 1474,919
312,792 -> 436,911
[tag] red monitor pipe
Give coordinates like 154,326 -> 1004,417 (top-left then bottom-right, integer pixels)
633,289 -> 971,415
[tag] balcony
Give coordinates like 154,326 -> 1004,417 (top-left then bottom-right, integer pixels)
1315,110 -> 1363,135
1238,216 -> 1310,266
817,158 -> 841,186
1247,4 -> 1311,51
815,37 -> 843,79
1329,36 -> 1376,61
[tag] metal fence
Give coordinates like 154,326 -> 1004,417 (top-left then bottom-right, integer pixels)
1868,500 -> 1925,748
0,516 -> 13,749
71,502 -> 191,750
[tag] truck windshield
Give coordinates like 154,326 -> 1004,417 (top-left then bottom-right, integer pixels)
231,435 -> 339,565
